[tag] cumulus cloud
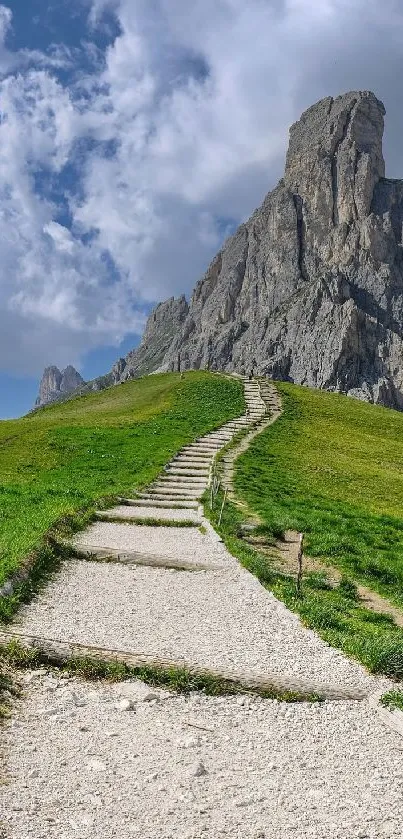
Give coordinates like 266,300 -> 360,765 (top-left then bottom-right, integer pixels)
1,0 -> 403,375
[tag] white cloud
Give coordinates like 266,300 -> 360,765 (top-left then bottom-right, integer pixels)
1,0 -> 403,376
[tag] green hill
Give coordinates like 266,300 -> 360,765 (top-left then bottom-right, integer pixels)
220,383 -> 403,680
236,383 -> 403,605
0,372 -> 243,596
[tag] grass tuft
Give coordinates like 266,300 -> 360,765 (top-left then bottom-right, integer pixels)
380,690 -> 403,712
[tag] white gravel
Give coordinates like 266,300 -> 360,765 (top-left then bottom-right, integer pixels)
3,673 -> 403,839
15,559 -> 380,691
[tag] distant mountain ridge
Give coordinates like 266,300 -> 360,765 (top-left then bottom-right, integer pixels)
35,365 -> 85,408
34,297 -> 188,408
36,90 -> 403,411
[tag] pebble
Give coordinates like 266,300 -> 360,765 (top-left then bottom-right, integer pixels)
115,699 -> 134,712
37,706 -> 58,717
87,759 -> 107,772
191,761 -> 208,778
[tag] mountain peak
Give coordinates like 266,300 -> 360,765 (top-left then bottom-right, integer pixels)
154,90 -> 403,408
35,365 -> 85,408
33,90 -> 403,411
285,90 -> 385,228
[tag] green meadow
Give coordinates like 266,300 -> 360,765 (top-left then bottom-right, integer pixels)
236,383 -> 403,607
0,372 -> 243,589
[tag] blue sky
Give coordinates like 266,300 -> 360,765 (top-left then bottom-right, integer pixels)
2,0 -> 403,418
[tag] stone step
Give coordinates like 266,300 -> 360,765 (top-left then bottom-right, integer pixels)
159,475 -> 207,484
181,442 -> 216,455
199,431 -> 234,441
184,442 -> 221,449
200,436 -> 231,444
145,489 -> 204,499
136,493 -> 202,503
172,460 -> 212,469
179,449 -> 217,457
176,450 -> 213,457
152,481 -> 205,490
97,505 -> 202,524
120,497 -> 199,510
72,521 -> 212,557
150,490 -> 206,500
173,461 -> 212,468
166,468 -> 210,477
72,546 -> 222,572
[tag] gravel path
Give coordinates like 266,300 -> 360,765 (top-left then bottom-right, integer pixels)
15,560 -> 381,690
3,377 -> 402,838
2,672 -> 403,839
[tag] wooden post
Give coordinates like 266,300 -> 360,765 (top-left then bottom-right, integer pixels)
218,488 -> 228,527
296,532 -> 304,597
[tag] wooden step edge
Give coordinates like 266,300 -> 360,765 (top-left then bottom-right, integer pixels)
0,630 -> 371,700
137,494 -> 203,502
68,545 -> 223,572
118,498 -> 199,509
94,512 -> 201,527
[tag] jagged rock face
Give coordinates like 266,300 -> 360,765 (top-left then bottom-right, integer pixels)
160,90 -> 403,409
35,365 -> 85,408
115,295 -> 189,382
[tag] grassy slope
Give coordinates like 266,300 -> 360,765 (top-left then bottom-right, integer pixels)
0,372 -> 243,588
210,383 -> 403,681
236,383 -> 403,606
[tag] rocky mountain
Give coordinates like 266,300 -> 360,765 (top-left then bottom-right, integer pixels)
35,365 -> 85,408
113,295 -> 189,382
35,90 -> 403,411
156,90 -> 403,409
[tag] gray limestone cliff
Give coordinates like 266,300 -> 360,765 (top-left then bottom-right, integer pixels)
157,90 -> 403,408
35,365 -> 85,407
79,295 -> 189,393
114,295 -> 189,382
34,90 -> 403,411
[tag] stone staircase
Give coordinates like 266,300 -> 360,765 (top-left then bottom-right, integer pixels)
90,376 -> 266,520
2,375 -> 379,700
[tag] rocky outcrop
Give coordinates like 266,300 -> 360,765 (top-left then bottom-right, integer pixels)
156,90 -> 403,409
114,296 -> 189,382
35,365 -> 85,407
